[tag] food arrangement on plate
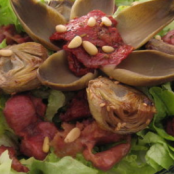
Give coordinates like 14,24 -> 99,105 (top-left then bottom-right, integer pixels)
1,0 -> 174,173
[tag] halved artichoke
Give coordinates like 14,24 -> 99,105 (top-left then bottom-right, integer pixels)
0,42 -> 48,94
86,77 -> 156,134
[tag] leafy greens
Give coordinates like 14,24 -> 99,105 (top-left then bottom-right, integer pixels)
1,0 -> 174,174
0,0 -> 23,31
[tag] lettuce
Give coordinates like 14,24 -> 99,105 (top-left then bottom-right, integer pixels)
113,6 -> 129,18
96,131 -> 174,174
0,150 -> 25,174
0,94 -> 11,135
105,154 -> 156,174
115,0 -> 150,6
0,94 -> 18,148
0,0 -> 23,31
0,39 -> 7,49
0,150 -> 12,174
0,0 -> 174,174
45,90 -> 65,121
149,86 -> 174,141
21,153 -> 98,174
139,132 -> 174,170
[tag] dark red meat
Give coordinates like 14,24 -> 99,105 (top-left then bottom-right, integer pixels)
67,54 -> 94,76
51,122 -> 83,157
30,95 -> 47,119
81,121 -> 131,171
60,90 -> 92,122
162,30 -> 174,45
50,10 -> 133,76
3,94 -> 58,160
3,94 -> 46,135
3,94 -> 39,135
20,122 -> 57,160
0,145 -> 29,173
51,120 -> 131,170
0,24 -> 32,45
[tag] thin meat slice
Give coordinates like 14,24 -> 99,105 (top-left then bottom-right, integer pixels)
51,120 -> 131,170
51,122 -> 83,157
81,121 -> 131,171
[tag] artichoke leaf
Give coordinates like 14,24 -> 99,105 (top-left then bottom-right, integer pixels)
146,38 -> 174,55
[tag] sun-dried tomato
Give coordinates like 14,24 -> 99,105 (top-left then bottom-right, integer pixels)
50,10 -> 133,76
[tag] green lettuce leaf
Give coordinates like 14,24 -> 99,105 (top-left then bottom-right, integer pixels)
100,130 -> 174,174
0,94 -> 11,135
113,5 -> 130,18
0,132 -> 18,149
106,155 -> 156,174
22,153 -> 98,174
45,90 -> 65,121
139,132 -> 174,170
0,0 -> 23,31
0,39 -> 7,49
0,150 -> 25,174
149,86 -> 174,141
0,150 -> 12,174
0,94 -> 18,148
115,0 -> 150,6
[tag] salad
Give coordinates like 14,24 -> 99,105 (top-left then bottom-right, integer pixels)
1,0 -> 174,174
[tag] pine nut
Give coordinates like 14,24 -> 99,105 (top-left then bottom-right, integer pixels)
42,136 -> 50,153
68,36 -> 82,49
55,24 -> 67,33
82,41 -> 98,56
155,35 -> 162,40
107,106 -> 110,112
143,103 -> 148,106
146,119 -> 151,125
0,50 -> 13,57
114,81 -> 119,85
102,46 -> 114,53
90,93 -> 95,100
132,2 -> 140,6
100,103 -> 106,107
116,122 -> 122,131
121,123 -> 127,127
101,16 -> 112,26
87,17 -> 96,27
64,127 -> 81,143
110,106 -> 116,110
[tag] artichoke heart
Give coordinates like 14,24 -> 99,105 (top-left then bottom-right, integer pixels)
86,77 -> 156,134
0,42 -> 48,94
